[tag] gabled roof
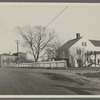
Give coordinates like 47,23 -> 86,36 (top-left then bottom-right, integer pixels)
57,37 -> 82,52
13,52 -> 26,55
0,53 -> 10,56
89,40 -> 100,47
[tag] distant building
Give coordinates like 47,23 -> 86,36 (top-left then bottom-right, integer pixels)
0,53 -> 16,67
56,33 -> 100,67
0,52 -> 27,67
13,52 -> 27,59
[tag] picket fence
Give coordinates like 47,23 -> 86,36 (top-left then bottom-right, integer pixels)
3,60 -> 67,69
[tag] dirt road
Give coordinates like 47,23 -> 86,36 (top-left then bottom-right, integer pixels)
0,68 -> 99,95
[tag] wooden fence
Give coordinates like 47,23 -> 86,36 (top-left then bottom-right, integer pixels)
2,60 -> 67,69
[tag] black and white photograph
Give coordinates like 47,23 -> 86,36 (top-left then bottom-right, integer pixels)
0,3 -> 100,96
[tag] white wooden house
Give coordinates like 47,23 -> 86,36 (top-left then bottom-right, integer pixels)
56,33 -> 100,67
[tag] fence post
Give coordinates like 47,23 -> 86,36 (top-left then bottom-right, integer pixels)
65,61 -> 67,69
56,62 -> 58,68
43,63 -> 45,68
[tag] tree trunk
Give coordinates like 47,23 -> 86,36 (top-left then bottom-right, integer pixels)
34,58 -> 38,62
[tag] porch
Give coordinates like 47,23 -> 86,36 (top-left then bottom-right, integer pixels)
85,51 -> 100,67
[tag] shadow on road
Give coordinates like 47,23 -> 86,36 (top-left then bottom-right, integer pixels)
55,85 -> 92,95
42,72 -> 89,85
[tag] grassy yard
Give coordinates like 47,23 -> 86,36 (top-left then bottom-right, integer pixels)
82,72 -> 100,78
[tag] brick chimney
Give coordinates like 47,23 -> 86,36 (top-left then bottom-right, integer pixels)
76,33 -> 80,39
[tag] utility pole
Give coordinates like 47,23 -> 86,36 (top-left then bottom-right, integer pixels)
15,40 -> 20,65
15,40 -> 19,54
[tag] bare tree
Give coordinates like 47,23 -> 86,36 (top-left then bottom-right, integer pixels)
45,38 -> 61,61
68,47 -> 87,67
68,51 -> 75,67
16,25 -> 55,62
13,56 -> 27,63
75,48 -> 87,67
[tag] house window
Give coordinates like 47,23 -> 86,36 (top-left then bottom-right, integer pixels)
82,42 -> 87,46
62,51 -> 65,58
82,42 -> 84,46
85,42 -> 87,46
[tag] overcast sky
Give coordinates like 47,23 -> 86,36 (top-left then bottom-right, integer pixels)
0,3 -> 100,54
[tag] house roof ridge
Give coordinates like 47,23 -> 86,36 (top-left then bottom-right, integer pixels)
89,39 -> 100,47
57,37 -> 83,52
61,37 -> 83,47
89,39 -> 100,42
